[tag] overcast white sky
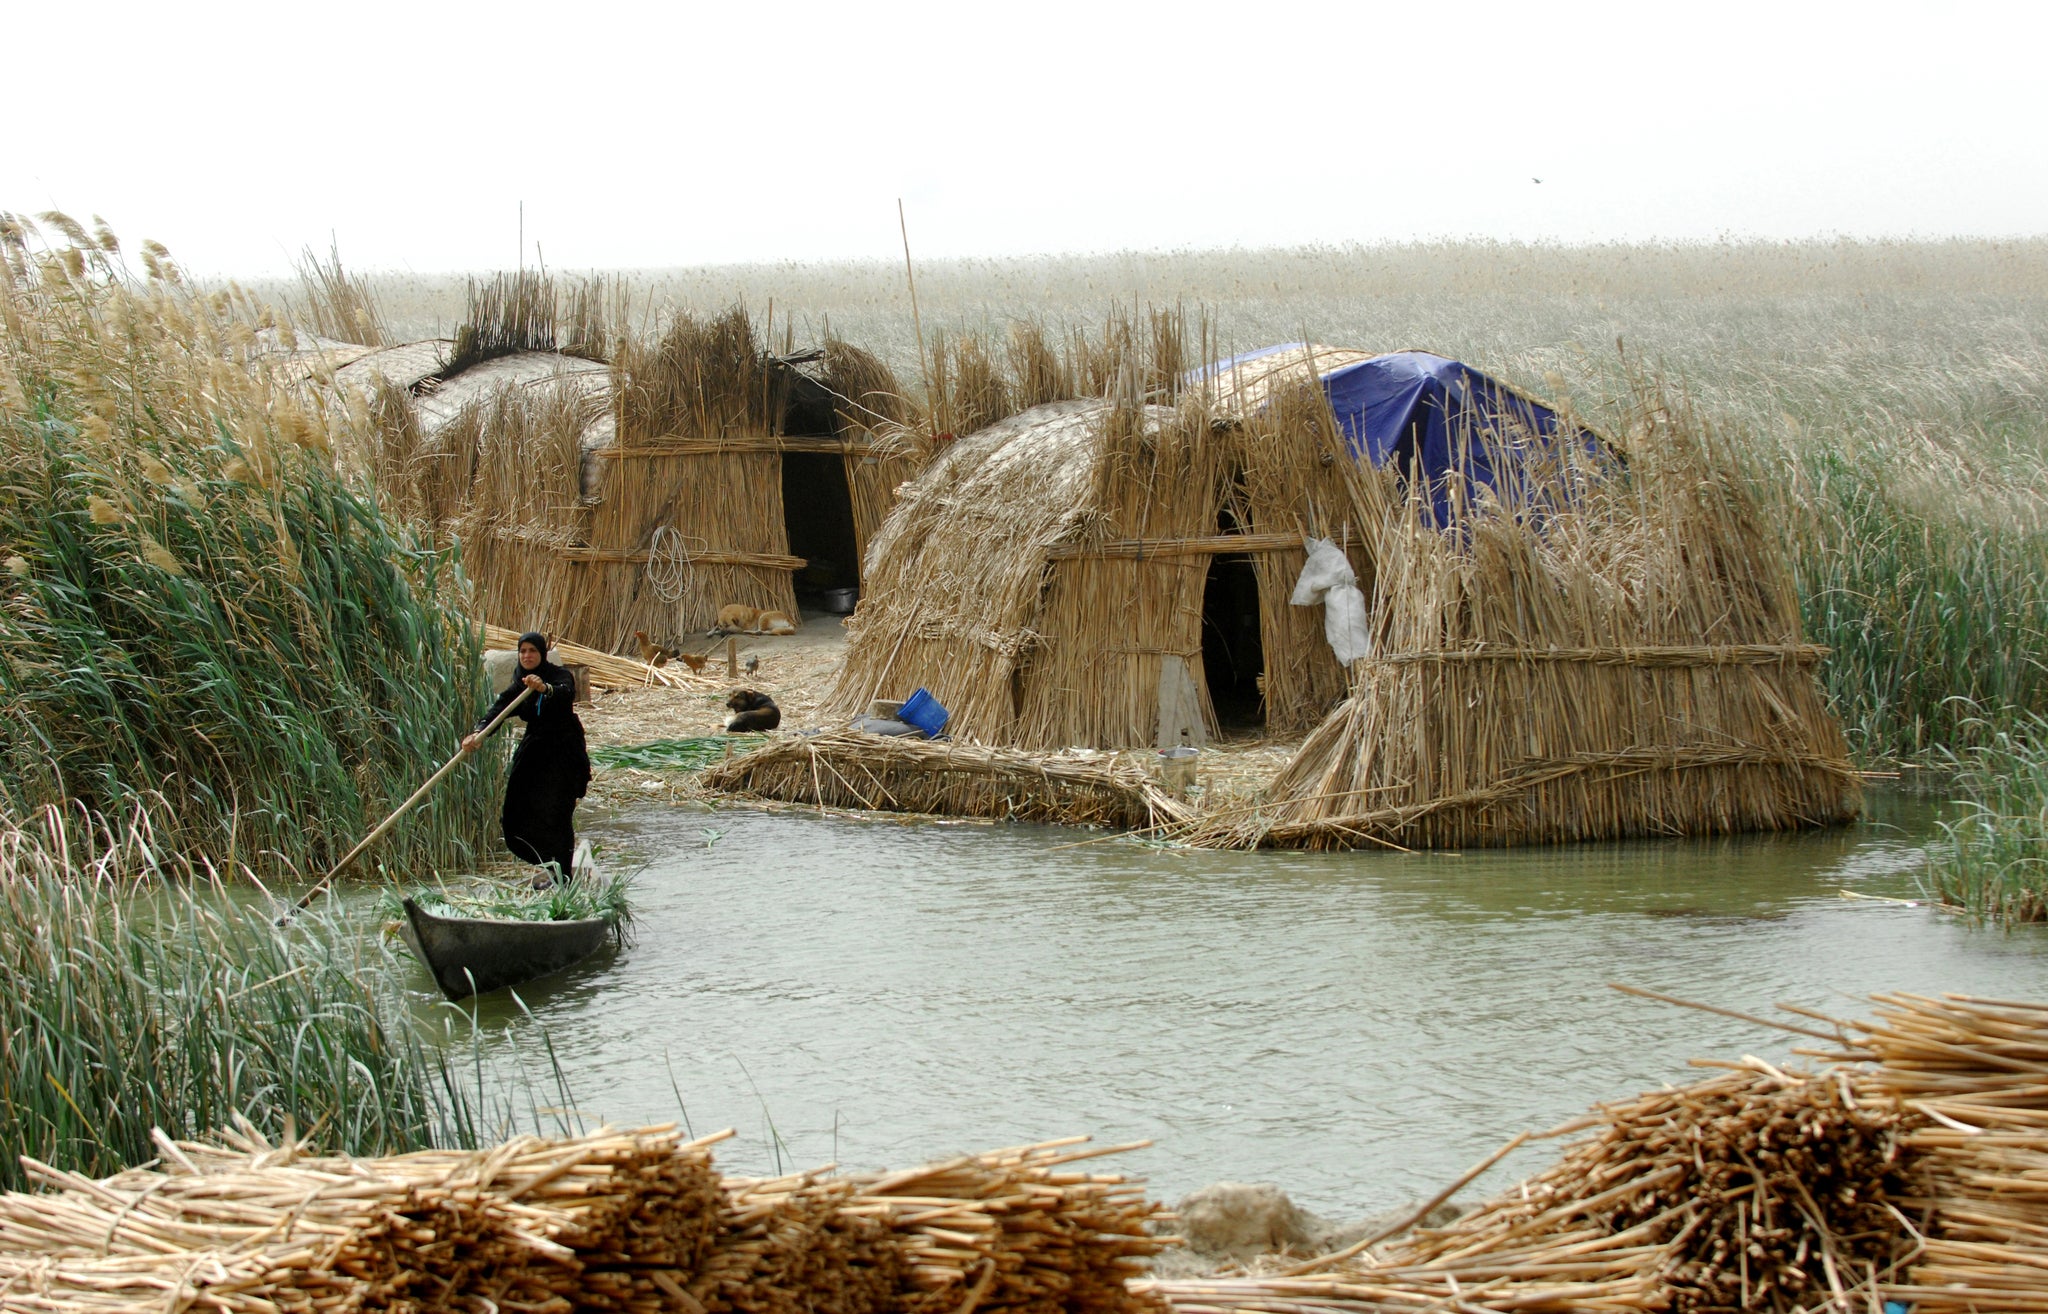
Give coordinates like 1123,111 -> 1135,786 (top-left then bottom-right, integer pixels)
8,1 -> 2044,278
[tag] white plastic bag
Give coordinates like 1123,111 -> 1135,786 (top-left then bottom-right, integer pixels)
1322,581 -> 1373,664
1290,536 -> 1373,663
1289,536 -> 1355,605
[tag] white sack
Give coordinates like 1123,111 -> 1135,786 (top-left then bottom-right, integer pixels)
1290,536 -> 1373,664
1289,536 -> 1356,605
1322,581 -> 1374,664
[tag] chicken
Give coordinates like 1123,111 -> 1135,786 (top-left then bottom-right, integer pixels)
633,630 -> 669,667
676,651 -> 710,674
744,655 -> 760,675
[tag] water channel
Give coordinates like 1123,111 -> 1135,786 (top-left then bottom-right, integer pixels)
390,789 -> 2048,1219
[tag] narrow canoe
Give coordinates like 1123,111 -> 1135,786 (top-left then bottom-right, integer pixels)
400,897 -> 614,1000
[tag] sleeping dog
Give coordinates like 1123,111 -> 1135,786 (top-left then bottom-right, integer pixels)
725,689 -> 781,732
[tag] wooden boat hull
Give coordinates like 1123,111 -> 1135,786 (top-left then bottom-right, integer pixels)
400,897 -> 614,1001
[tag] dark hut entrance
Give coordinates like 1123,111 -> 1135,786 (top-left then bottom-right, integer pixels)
772,357 -> 864,615
1201,504 -> 1265,732
781,451 -> 860,613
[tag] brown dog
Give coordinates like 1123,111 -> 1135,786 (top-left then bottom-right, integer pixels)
712,604 -> 796,637
725,689 -> 781,732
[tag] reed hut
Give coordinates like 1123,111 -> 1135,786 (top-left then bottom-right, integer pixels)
826,343 -> 1858,847
364,275 -> 924,652
823,390 -> 1361,749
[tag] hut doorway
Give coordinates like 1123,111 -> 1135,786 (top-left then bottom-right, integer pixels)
1201,550 -> 1265,732
781,451 -> 861,611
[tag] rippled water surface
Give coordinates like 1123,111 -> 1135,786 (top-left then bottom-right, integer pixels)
391,791 -> 2048,1217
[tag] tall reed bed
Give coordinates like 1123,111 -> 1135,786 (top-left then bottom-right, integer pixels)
0,802 -> 520,1188
0,213 -> 499,875
1920,715 -> 2048,922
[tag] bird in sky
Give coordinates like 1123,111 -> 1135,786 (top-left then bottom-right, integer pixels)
1532,177 -> 1543,184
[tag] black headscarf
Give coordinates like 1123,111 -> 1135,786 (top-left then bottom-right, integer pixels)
512,631 -> 565,689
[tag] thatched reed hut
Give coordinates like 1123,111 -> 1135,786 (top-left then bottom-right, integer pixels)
822,387 -> 1362,749
360,275 -> 925,652
825,341 -> 1859,847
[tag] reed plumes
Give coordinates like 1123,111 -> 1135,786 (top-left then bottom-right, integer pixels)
0,215 -> 500,874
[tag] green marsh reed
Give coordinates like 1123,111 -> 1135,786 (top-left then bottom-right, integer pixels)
0,801 -> 550,1187
1,212 -> 501,876
1921,716 -> 2048,924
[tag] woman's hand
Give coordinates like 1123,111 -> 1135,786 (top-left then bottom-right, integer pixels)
523,674 -> 547,693
460,732 -> 482,753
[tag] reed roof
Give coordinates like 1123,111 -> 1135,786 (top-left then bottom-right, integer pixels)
413,347 -> 606,440
331,339 -> 451,398
1192,343 -> 1375,415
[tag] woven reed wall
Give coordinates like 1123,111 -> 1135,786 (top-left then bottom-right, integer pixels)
1186,384 -> 1860,849
365,315 -> 921,652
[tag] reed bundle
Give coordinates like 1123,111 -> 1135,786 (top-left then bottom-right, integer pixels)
840,1138 -> 1170,1314
0,1122 -> 727,1314
699,730 -> 1192,830
482,625 -> 707,692
1855,992 -> 2048,1311
0,1130 -> 1169,1314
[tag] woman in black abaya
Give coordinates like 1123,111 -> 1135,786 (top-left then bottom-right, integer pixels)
462,631 -> 591,880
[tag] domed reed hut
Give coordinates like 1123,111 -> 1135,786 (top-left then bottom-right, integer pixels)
358,273 -> 926,652
824,342 -> 1859,848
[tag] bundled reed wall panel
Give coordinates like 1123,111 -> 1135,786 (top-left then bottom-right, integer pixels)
1198,384 -> 1861,850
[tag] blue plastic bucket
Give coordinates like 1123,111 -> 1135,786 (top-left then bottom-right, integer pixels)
898,687 -> 950,737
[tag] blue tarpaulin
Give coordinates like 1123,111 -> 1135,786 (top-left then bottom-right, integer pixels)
1200,346 -> 1604,523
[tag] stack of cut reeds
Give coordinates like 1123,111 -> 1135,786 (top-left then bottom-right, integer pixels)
1150,1059 -> 1919,1313
0,1121 -> 727,1314
0,1128 -> 1170,1314
699,729 -> 1194,830
847,1138 -> 1170,1314
684,1171 -> 903,1314
1147,990 -> 2048,1314
484,624 -> 708,692
1858,992 -> 2048,1312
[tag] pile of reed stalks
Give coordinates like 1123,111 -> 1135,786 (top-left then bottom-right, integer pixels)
0,213 -> 500,874
1144,989 -> 2048,1314
0,1129 -> 1170,1314
699,729 -> 1193,830
1858,992 -> 2048,1311
482,624 -> 708,692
